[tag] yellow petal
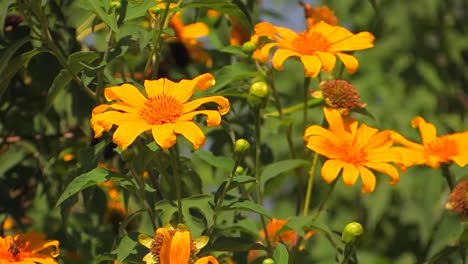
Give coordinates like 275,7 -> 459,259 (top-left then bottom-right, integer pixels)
144,78 -> 167,98
354,124 -> 378,148
306,136 -> 340,159
321,159 -> 344,183
108,102 -> 139,114
272,48 -> 301,70
253,22 -> 277,39
179,110 -> 222,127
451,151 -> 468,167
170,230 -> 191,264
323,107 -> 346,144
342,163 -> 359,186
392,146 -> 426,167
156,228 -> 172,264
274,25 -> 299,43
257,43 -> 278,62
300,54 -> 322,77
113,121 -> 153,150
364,162 -> 399,185
182,96 -> 230,115
314,21 -> 353,43
195,256 -> 219,264
316,51 -> 336,72
357,166 -> 376,193
329,31 -> 375,51
151,123 -> 177,150
138,234 -> 154,249
143,253 -> 157,264
174,122 -> 206,149
304,124 -> 339,146
168,73 -> 216,103
104,83 -> 147,108
366,148 -> 401,163
91,112 -> 141,138
92,104 -> 112,116
363,130 -> 392,151
336,52 -> 359,74
391,131 -> 425,150
181,22 -> 209,39
411,116 -> 437,145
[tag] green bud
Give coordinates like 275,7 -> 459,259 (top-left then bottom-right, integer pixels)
235,166 -> 245,175
262,258 -> 275,264
150,6 -> 162,15
242,41 -> 257,54
342,222 -> 364,243
248,81 -> 269,108
110,0 -> 121,9
234,139 -> 250,157
176,223 -> 187,231
120,148 -> 135,162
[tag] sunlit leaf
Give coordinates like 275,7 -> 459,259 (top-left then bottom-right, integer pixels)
273,243 -> 289,264
226,200 -> 272,218
193,149 -> 234,172
260,159 -> 309,187
86,0 -> 119,33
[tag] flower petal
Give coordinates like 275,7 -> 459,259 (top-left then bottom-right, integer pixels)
306,136 -> 340,158
323,107 -> 346,144
363,130 -> 393,151
304,124 -> 339,146
144,78 -> 167,98
179,110 -> 222,127
364,162 -> 399,185
138,234 -> 154,249
391,131 -> 425,150
253,22 -> 277,39
182,96 -> 230,115
321,159 -> 344,183
354,124 -> 378,148
195,256 -> 219,264
314,21 -> 353,43
273,25 -> 299,43
336,52 -> 359,74
392,147 -> 426,167
329,31 -> 375,51
255,42 -> 278,62
357,166 -> 376,193
151,123 -> 176,150
181,22 -> 209,39
143,253 -> 157,264
300,54 -> 322,77
366,148 -> 401,163
156,228 -> 172,264
272,48 -> 301,70
170,231 -> 191,264
104,83 -> 147,108
174,122 -> 206,149
316,51 -> 336,72
91,112 -> 141,138
173,73 -> 216,104
113,121 -> 153,150
411,116 -> 437,145
342,163 -> 359,186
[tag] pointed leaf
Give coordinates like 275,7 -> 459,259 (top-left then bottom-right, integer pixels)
193,150 -> 235,172
273,243 -> 289,264
227,200 -> 272,218
260,159 -> 309,187
86,0 -> 119,32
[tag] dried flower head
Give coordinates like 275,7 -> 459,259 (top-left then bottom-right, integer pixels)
300,2 -> 338,28
313,80 -> 366,114
447,179 -> 468,217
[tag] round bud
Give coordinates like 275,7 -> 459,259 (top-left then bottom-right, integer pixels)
110,0 -> 121,9
249,82 -> 269,98
234,139 -> 250,157
262,258 -> 275,264
242,41 -> 257,54
342,222 -> 364,243
235,166 -> 245,175
150,6 -> 162,16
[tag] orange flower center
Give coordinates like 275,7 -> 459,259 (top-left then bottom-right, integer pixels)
338,142 -> 367,164
138,95 -> 184,125
0,239 -> 22,262
425,136 -> 458,162
291,31 -> 331,55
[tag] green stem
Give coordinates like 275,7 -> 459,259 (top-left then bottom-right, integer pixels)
340,243 -> 358,264
144,0 -> 173,78
303,77 -> 311,132
128,163 -> 157,230
169,147 -> 184,223
313,179 -> 338,219
441,164 -> 455,190
303,152 -> 319,216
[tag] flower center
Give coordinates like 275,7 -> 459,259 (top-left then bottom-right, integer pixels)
425,136 -> 458,162
3,241 -> 22,261
291,31 -> 331,55
338,141 -> 367,165
138,95 -> 184,125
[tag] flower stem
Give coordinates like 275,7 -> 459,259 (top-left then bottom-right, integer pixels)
441,164 -> 455,190
303,77 -> 311,132
303,152 -> 319,216
169,147 -> 184,224
313,179 -> 338,219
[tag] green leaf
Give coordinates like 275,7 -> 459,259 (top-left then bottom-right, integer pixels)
193,150 -> 235,172
0,49 -> 45,99
0,37 -> 30,74
0,145 -> 26,176
124,0 -> 157,21
211,62 -> 258,92
227,200 -> 272,218
273,243 -> 289,264
86,0 -> 119,33
416,60 -> 443,92
56,167 -> 126,207
260,159 -> 309,187
112,233 -> 138,262
282,216 -> 334,237
0,0 -> 15,41
46,51 -> 99,109
220,45 -> 248,57
182,0 -> 251,30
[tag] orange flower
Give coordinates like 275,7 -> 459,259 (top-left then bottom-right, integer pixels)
90,73 -> 230,150
300,2 -> 338,28
260,219 -> 298,246
251,21 -> 374,77
304,107 -> 400,193
169,13 -> 212,67
229,18 -> 250,46
139,226 -> 217,264
391,116 -> 468,169
0,232 -> 60,264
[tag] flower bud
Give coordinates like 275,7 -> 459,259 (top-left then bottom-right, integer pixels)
235,166 -> 245,175
446,179 -> 468,217
150,6 -> 162,16
110,0 -> 121,9
341,222 -> 364,243
242,41 -> 257,54
234,139 -> 250,157
248,81 -> 269,108
263,258 -> 275,264
316,80 -> 366,114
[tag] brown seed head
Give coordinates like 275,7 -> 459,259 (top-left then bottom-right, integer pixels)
448,179 -> 468,217
318,80 -> 366,114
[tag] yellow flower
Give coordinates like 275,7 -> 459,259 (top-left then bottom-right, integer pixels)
0,231 -> 60,264
304,107 -> 400,193
139,226 -> 217,264
391,116 -> 468,169
169,13 -> 212,67
91,73 -> 230,150
251,21 -> 374,77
